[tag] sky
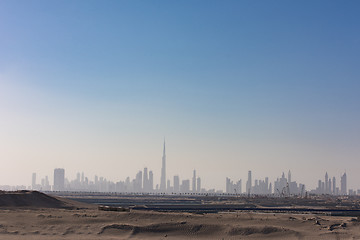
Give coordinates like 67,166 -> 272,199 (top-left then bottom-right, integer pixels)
1,1 -> 360,191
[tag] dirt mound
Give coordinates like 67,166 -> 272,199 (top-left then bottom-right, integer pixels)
228,226 -> 291,235
99,222 -> 223,237
99,222 -> 299,238
0,190 -> 89,209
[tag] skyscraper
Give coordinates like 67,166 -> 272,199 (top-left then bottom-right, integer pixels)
149,170 -> 154,191
53,168 -> 65,191
160,140 -> 166,191
167,179 -> 171,192
196,177 -> 201,193
173,175 -> 180,193
192,170 -> 196,192
32,173 -> 36,190
135,170 -> 142,192
143,168 -> 148,192
341,172 -> 347,195
325,172 -> 329,194
180,179 -> 190,193
288,170 -> 291,183
246,171 -> 252,194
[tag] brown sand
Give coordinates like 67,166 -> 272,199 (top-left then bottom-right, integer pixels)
0,208 -> 359,239
0,191 -> 359,239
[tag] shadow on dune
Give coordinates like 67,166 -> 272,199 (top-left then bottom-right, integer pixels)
99,222 -> 222,236
228,226 -> 293,235
99,222 -> 299,237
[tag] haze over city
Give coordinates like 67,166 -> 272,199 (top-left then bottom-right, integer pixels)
1,1 -> 360,192
29,140 -> 351,196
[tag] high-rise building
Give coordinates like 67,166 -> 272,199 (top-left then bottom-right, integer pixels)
134,170 -> 142,192
325,172 -> 329,194
226,177 -> 231,193
32,173 -> 37,190
149,171 -> 154,191
43,176 -> 50,191
173,175 -> 180,193
160,140 -> 166,191
53,168 -> 65,191
167,179 -> 171,192
318,180 -> 322,193
246,171 -> 252,194
196,177 -> 201,193
143,168 -> 148,192
288,170 -> 291,183
180,179 -> 190,193
332,176 -> 336,195
192,170 -> 196,192
341,172 -> 347,195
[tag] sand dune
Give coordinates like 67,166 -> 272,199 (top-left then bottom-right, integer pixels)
98,222 -> 298,238
0,208 -> 358,239
99,222 -> 224,237
0,190 -> 65,208
0,190 -> 94,209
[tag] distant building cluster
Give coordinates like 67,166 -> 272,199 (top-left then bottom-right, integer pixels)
23,141 -> 360,196
226,171 -> 272,195
274,171 -> 305,196
309,172 -> 349,195
29,141 -> 214,194
226,171 -> 278,196
32,172 -> 51,191
225,178 -> 241,194
226,170 -> 355,196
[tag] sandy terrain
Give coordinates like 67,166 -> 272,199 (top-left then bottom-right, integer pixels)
0,191 -> 360,239
0,208 -> 359,239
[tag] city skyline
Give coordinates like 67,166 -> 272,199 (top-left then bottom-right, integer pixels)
1,1 -> 360,191
0,138 -> 357,192
23,142 -> 355,195
28,167 -> 352,196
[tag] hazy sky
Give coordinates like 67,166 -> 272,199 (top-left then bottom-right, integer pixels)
1,1 -> 360,191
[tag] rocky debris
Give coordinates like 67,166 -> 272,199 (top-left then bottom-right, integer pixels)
328,223 -> 347,231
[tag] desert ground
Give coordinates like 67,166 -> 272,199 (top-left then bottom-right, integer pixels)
0,191 -> 360,239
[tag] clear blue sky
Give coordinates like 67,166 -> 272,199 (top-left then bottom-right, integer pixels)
1,1 -> 360,190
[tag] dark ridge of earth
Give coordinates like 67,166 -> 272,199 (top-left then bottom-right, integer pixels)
0,190 -> 94,209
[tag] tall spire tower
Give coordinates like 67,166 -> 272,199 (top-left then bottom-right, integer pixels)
160,139 -> 166,192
